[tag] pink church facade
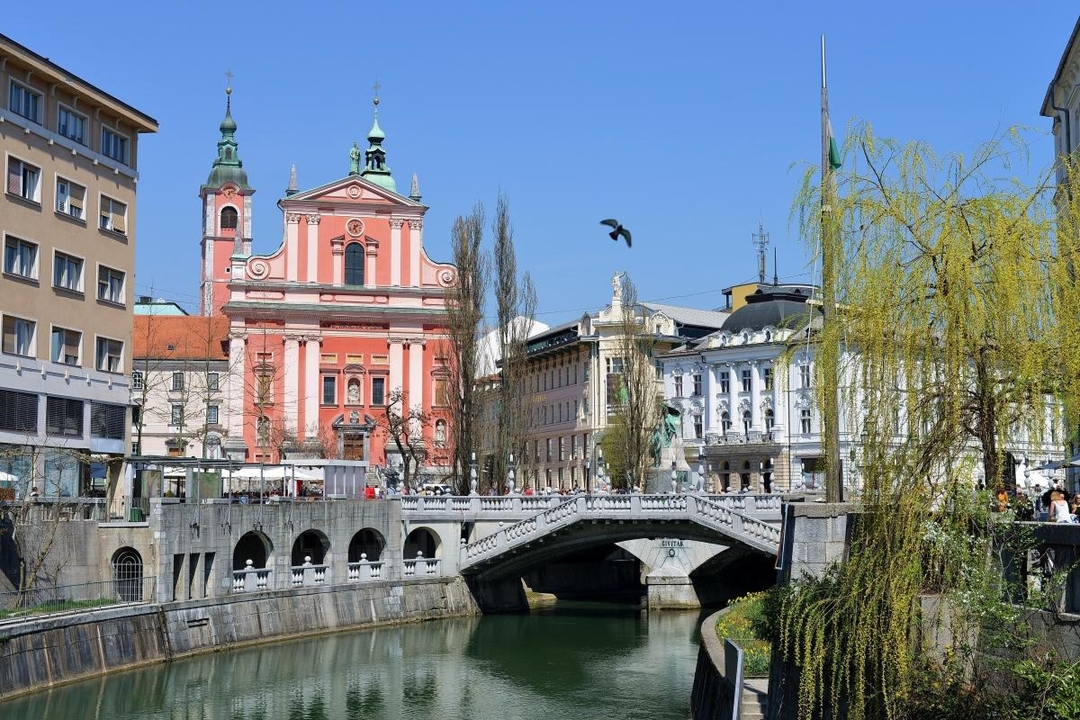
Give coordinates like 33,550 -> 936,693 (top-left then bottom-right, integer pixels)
199,93 -> 456,473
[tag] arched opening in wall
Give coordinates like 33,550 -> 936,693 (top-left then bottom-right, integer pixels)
721,461 -> 731,491
403,527 -> 440,560
220,206 -> 238,230
291,529 -> 330,566
742,410 -> 752,436
721,411 -> 731,435
233,531 -> 272,571
345,242 -> 364,286
111,546 -> 143,602
0,511 -> 20,589
740,461 -> 752,491
348,528 -> 385,562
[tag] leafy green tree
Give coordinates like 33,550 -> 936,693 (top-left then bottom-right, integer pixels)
780,124 -> 1069,720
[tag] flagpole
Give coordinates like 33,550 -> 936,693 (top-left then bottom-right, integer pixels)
820,35 -> 843,502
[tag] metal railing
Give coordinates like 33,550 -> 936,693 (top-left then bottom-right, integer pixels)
0,576 -> 156,620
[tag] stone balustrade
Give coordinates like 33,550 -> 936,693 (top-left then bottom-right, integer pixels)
290,557 -> 329,587
402,552 -> 440,577
347,555 -> 384,581
232,560 -> 272,593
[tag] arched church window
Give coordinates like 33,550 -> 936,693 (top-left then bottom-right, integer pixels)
742,410 -> 752,435
221,206 -> 238,230
721,411 -> 731,435
345,243 -> 364,286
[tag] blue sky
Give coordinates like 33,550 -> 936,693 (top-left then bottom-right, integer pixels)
5,3 -> 1078,326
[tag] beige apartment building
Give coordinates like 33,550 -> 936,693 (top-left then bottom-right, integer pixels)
0,33 -> 157,504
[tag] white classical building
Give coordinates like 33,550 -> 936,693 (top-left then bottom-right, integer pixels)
662,283 -> 1064,494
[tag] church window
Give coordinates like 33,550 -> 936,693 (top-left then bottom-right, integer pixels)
345,243 -> 364,286
220,206 -> 238,230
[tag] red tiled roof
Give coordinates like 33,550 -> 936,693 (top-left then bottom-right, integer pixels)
133,315 -> 229,360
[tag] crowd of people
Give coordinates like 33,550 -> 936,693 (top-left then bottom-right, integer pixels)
996,482 -> 1080,523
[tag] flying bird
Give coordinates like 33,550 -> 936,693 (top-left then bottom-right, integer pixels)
600,219 -> 632,247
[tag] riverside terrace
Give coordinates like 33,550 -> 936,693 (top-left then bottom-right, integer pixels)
0,492 -> 786,614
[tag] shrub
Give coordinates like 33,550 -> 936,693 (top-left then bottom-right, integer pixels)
716,592 -> 772,677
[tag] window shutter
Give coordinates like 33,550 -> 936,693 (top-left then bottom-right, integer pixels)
7,160 -> 21,194
69,187 -> 83,211
112,207 -> 126,234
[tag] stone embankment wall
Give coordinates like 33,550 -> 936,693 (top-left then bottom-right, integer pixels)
0,576 -> 478,701
690,609 -> 732,720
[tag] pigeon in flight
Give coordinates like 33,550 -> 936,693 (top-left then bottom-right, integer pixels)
600,219 -> 632,247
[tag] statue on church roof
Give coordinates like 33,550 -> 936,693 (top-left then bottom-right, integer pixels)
349,142 -> 361,176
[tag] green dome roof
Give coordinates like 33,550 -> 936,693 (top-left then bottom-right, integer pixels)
204,93 -> 252,191
206,163 -> 250,190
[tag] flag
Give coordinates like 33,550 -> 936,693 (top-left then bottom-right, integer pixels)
827,117 -> 842,171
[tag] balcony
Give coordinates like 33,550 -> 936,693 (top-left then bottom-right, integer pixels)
705,431 -> 775,446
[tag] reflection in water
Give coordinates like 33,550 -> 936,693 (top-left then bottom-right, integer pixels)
4,603 -> 703,720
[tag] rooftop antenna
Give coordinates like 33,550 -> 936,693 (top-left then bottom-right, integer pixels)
752,222 -> 770,283
773,247 -> 779,286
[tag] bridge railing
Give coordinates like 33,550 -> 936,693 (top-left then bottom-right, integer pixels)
400,493 -> 784,516
460,494 -> 783,567
289,558 -> 330,587
347,555 -> 384,582
403,552 -> 441,577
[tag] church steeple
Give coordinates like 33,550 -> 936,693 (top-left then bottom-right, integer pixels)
205,82 -> 251,190
360,86 -> 397,193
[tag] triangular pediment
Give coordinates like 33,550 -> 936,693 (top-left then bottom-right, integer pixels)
284,174 -> 425,208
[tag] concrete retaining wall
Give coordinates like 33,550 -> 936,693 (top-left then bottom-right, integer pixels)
691,608 -> 735,720
0,576 -> 479,701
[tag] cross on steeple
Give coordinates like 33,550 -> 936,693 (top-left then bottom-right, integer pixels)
372,80 -> 381,97
225,69 -> 234,93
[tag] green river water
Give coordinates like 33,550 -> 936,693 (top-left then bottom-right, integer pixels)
3,602 -> 705,720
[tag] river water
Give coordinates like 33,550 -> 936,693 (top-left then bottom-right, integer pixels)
4,603 -> 704,720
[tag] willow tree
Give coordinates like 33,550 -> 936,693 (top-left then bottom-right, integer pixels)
780,124 -> 1065,720
445,206 -> 487,493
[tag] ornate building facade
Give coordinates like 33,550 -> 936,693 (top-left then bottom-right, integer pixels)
199,92 -> 456,474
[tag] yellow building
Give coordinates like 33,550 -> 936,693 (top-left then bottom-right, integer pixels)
0,33 -> 157,504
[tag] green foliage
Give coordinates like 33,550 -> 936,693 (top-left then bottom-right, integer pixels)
716,592 -> 772,677
776,124 -> 1078,720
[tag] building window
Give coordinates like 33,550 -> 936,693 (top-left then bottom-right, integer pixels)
721,411 -> 731,434
207,405 -> 219,425
170,404 -> 182,426
2,315 -> 36,357
692,372 -> 702,396
674,375 -> 683,397
171,372 -> 184,391
345,243 -> 364,285
742,410 -> 752,435
255,374 -> 273,405
7,157 -> 41,203
371,377 -> 386,406
765,408 -> 775,433
433,376 -> 449,407
546,438 -> 552,463
90,402 -> 126,440
720,371 -> 730,395
763,367 -> 773,391
97,266 -> 126,304
207,372 -> 219,391
0,389 -> 38,432
99,196 -> 128,234
220,206 -> 238,230
605,356 -> 625,374
101,127 -> 129,165
3,235 -> 38,279
570,434 -> 577,459
95,337 -> 123,373
9,81 -> 42,122
45,396 -> 83,437
57,106 -> 88,145
50,327 -> 81,365
131,370 -> 144,390
655,360 -> 663,380
322,375 -> 337,405
53,252 -> 83,292
800,408 -> 812,434
800,364 -> 812,389
693,414 -> 703,439
741,368 -> 752,393
559,437 -> 565,462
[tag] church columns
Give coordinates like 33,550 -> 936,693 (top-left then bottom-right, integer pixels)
408,218 -> 422,287
389,218 -> 403,287
304,335 -> 322,439
365,238 -> 379,288
226,332 -> 247,455
408,337 -> 425,410
749,360 -> 762,430
702,362 -> 714,434
285,213 -> 301,281
388,337 -> 405,394
284,335 -> 301,436
331,236 -> 344,285
306,214 -> 321,282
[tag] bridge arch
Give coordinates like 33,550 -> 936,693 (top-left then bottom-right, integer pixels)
404,526 -> 442,560
233,531 -> 274,571
291,529 -> 331,566
349,528 -> 385,562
